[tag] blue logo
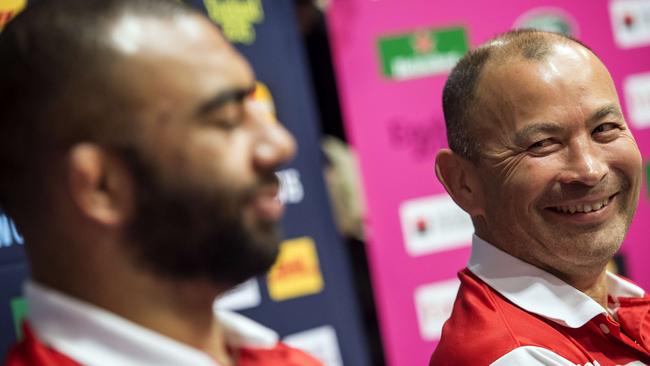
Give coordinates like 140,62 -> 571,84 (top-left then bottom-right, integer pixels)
0,213 -> 24,247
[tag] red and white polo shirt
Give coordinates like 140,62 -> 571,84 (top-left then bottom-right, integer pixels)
430,235 -> 650,366
4,282 -> 323,366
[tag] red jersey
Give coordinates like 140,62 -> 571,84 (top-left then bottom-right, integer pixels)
6,322 -> 323,366
4,282 -> 323,366
430,236 -> 650,366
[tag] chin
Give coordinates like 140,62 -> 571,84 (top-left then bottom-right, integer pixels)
557,236 -> 621,269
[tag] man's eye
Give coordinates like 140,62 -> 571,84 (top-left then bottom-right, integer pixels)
592,123 -> 619,134
528,139 -> 555,150
213,119 -> 242,129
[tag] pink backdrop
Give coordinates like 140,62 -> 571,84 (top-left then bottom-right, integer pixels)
327,1 -> 650,365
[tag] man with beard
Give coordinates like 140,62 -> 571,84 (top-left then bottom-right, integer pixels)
0,0 -> 322,365
430,29 -> 649,365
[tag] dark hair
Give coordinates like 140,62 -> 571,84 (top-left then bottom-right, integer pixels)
0,0 -> 194,215
442,29 -> 594,162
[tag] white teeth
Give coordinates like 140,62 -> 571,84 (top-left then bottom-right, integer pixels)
554,197 -> 610,214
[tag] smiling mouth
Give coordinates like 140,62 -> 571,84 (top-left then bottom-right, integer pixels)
547,194 -> 617,214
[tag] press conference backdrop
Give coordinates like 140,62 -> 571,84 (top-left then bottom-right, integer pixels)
327,0 -> 650,365
0,1 -> 372,365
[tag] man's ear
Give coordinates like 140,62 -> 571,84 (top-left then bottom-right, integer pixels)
67,143 -> 135,227
435,148 -> 485,217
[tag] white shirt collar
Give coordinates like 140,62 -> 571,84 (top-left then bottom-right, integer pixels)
467,235 -> 645,328
25,281 -> 279,366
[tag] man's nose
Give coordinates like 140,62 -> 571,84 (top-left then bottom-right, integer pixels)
248,100 -> 297,171
557,138 -> 608,186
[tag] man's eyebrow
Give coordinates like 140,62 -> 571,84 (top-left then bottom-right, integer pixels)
514,122 -> 563,144
587,104 -> 623,124
195,84 -> 256,117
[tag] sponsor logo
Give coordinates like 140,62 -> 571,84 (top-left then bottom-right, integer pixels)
276,168 -> 304,205
283,325 -> 343,366
11,297 -> 27,341
414,278 -> 460,341
214,278 -> 261,311
624,71 -> 650,129
202,0 -> 263,45
399,194 -> 473,257
0,213 -> 24,247
267,237 -> 324,301
387,115 -> 447,162
514,7 -> 579,36
609,0 -> 650,49
377,27 -> 468,80
0,0 -> 26,32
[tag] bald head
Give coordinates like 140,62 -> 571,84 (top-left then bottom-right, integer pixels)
0,0 -> 196,218
442,29 -> 596,163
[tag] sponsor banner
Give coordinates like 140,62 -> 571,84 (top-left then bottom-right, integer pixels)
0,2 -> 372,365
267,237 -> 324,301
377,27 -> 468,80
328,0 -> 650,364
624,71 -> 650,129
609,0 -> 650,49
214,279 -> 261,311
283,325 -> 343,366
414,278 -> 460,341
399,194 -> 473,257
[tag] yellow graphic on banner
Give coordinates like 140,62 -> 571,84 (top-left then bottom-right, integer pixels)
203,0 -> 263,45
251,81 -> 277,124
0,0 -> 26,32
267,237 -> 324,301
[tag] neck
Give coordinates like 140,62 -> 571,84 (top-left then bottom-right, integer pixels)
473,229 -> 611,308
556,268 -> 609,308
29,239 -> 234,365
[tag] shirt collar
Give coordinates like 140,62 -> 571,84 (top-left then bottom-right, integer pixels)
467,234 -> 645,328
25,281 -> 279,366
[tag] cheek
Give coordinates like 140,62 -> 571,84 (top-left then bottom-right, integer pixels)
492,157 -> 561,210
179,131 -> 254,189
605,137 -> 643,188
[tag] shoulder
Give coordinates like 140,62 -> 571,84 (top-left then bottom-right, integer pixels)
429,269 -> 583,366
430,269 -> 519,365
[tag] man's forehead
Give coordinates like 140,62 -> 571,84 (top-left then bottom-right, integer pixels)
108,13 -> 230,57
478,44 -> 610,104
94,11 -> 255,131
108,13 -> 253,82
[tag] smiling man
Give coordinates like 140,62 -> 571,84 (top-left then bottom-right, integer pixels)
0,0 -> 322,365
430,29 -> 649,365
